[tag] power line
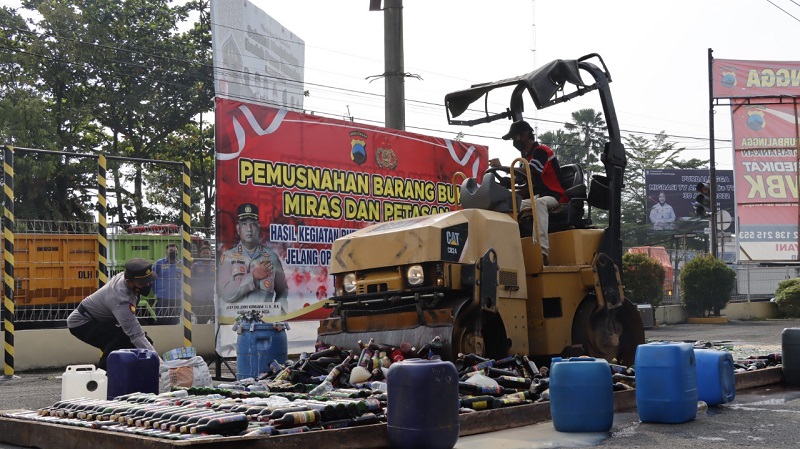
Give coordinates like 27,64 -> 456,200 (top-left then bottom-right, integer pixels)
766,0 -> 800,22
1,14 -> 735,147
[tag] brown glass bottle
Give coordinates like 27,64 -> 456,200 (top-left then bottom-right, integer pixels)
253,405 -> 310,422
190,414 -> 250,436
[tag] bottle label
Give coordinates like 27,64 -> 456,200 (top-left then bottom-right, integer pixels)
291,411 -> 317,424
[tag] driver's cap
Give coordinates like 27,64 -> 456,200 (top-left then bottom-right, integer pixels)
502,120 -> 533,140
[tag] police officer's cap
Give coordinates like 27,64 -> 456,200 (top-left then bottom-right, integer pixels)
502,120 -> 534,140
237,203 -> 259,221
125,258 -> 157,283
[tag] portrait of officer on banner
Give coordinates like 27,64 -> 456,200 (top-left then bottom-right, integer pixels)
217,203 -> 289,316
649,191 -> 676,231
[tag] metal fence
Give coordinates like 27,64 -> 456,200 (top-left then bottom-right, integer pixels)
632,247 -> 793,305
3,232 -> 795,327
2,221 -> 216,329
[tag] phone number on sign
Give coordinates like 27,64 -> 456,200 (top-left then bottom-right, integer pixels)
739,231 -> 798,240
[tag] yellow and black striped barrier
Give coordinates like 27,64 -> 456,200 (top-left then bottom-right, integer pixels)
3,145 -> 15,378
97,155 -> 108,287
181,162 -> 192,348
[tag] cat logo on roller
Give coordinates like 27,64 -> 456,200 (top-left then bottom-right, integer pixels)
440,224 -> 467,262
447,231 -> 461,246
318,54 -> 645,366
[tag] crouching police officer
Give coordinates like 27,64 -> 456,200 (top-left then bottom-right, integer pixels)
67,258 -> 160,370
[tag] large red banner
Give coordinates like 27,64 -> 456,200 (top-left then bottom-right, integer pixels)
713,59 -> 800,99
731,98 -> 800,261
214,99 -> 489,326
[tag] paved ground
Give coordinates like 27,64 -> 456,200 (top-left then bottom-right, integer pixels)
644,318 -> 793,358
1,318 -> 800,448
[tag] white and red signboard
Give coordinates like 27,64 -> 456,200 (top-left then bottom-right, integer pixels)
713,58 -> 800,261
713,59 -> 800,99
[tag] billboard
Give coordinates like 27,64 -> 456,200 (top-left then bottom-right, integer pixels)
644,169 -> 735,233
712,57 -> 800,261
731,99 -> 799,261
712,59 -> 800,99
213,99 -> 488,355
210,0 -> 305,110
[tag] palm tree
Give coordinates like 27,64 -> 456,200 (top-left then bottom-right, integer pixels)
564,108 -> 607,175
538,129 -> 584,165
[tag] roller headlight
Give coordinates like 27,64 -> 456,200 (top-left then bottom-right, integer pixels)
406,265 -> 425,286
343,273 -> 357,293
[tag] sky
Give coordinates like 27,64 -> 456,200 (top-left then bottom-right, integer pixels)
4,0 -> 800,170
247,0 -> 800,171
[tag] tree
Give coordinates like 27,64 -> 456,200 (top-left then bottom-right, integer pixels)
538,129 -> 584,166
1,4 -> 99,221
0,7 -> 50,146
774,278 -> 800,318
9,0 -> 214,225
563,108 -> 607,175
75,0 -> 214,224
679,253 -> 735,317
144,119 -> 215,229
622,252 -> 666,308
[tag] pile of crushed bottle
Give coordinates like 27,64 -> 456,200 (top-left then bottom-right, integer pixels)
2,338 -> 782,439
669,340 -> 783,373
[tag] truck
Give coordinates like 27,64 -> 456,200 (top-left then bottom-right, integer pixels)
317,54 -> 645,365
628,246 -> 675,297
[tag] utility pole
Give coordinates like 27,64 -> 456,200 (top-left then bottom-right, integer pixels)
707,48 -> 719,257
383,0 -> 405,130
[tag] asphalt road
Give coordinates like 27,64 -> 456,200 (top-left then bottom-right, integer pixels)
1,318 -> 800,448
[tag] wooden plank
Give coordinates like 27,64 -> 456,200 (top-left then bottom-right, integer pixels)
0,414 -> 394,449
0,368 -> 782,449
458,402 -> 551,436
735,366 -> 783,391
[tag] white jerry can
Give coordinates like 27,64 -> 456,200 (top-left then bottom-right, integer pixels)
61,364 -> 108,400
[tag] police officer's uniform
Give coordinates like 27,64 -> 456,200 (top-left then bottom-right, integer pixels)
67,258 -> 158,369
650,202 -> 676,230
218,204 -> 288,314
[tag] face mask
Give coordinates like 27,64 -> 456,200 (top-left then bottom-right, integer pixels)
134,284 -> 152,297
513,140 -> 526,152
168,251 -> 177,261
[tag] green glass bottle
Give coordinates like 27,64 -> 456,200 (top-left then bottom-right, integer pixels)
253,405 -> 310,422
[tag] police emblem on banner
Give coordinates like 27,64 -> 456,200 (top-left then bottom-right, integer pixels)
746,109 -> 766,131
721,70 -> 736,88
376,138 -> 398,170
350,131 -> 368,165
